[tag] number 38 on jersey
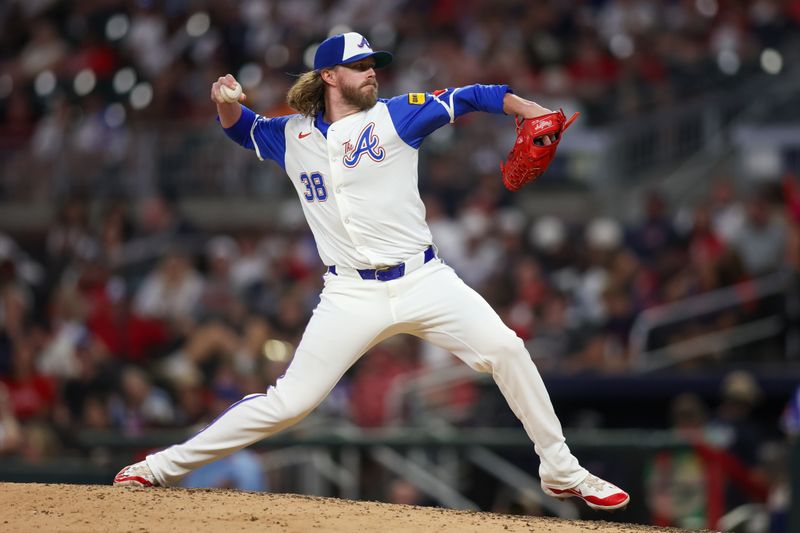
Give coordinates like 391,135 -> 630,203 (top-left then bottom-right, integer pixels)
299,172 -> 327,202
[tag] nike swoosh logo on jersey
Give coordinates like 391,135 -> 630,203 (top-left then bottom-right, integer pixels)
298,131 -> 312,139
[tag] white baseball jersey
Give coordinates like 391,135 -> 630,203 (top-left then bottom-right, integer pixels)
222,85 -> 509,268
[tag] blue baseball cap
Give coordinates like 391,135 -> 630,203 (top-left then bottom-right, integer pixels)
314,32 -> 392,71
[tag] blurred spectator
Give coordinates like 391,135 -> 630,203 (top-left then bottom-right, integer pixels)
647,392 -> 708,529
197,235 -> 246,323
17,19 -> 66,77
136,194 -> 195,238
97,201 -> 135,268
58,333 -> 114,432
1,337 -> 56,422
507,256 -> 549,339
0,281 -> 32,375
45,199 -> 94,270
86,276 -> 168,363
708,371 -> 765,467
574,216 -> 622,325
29,95 -> 72,197
566,33 -> 618,124
122,194 -> 201,272
108,365 -> 175,433
133,249 -> 204,330
37,320 -> 92,380
685,204 -> 726,294
567,331 -> 626,374
527,291 -> 578,372
687,203 -> 725,269
731,192 -> 787,276
606,248 -> 656,311
709,179 -> 746,245
454,208 -> 501,288
627,190 -> 682,268
228,231 -> 269,293
172,374 -> 209,428
0,382 -> 22,455
425,195 -> 467,273
706,371 -> 771,515
529,215 -> 571,273
601,285 -> 635,348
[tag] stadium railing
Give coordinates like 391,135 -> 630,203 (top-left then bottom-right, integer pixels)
628,270 -> 792,372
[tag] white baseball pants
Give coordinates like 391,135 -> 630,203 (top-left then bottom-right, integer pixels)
146,259 -> 587,488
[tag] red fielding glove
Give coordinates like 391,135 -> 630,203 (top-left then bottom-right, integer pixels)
500,109 -> 579,192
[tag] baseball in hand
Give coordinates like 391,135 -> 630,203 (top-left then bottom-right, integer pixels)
220,82 -> 242,103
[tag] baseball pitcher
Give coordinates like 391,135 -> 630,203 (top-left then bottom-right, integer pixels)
114,32 -> 629,511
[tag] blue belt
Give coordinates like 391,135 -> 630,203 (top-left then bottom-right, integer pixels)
328,246 -> 435,282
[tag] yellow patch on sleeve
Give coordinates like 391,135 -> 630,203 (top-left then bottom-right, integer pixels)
408,93 -> 426,105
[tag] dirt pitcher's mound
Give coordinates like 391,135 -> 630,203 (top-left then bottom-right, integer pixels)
0,483 -> 689,532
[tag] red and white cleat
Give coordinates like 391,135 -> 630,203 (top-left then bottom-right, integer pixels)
113,460 -> 158,488
543,473 -> 630,511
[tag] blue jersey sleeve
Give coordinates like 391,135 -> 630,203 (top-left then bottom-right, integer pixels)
221,105 -> 294,168
385,84 -> 511,149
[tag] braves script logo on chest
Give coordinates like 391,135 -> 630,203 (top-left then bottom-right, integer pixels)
343,122 -> 386,168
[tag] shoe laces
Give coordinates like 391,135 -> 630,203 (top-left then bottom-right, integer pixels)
583,474 -> 609,492
127,463 -> 151,476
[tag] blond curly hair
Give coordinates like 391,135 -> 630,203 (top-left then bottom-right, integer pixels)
287,71 -> 326,117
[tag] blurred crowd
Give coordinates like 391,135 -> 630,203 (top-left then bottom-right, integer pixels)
1,0 -> 800,200
2,0 -> 798,124
0,174 -> 796,453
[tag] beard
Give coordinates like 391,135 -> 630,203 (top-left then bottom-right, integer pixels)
341,79 -> 378,110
